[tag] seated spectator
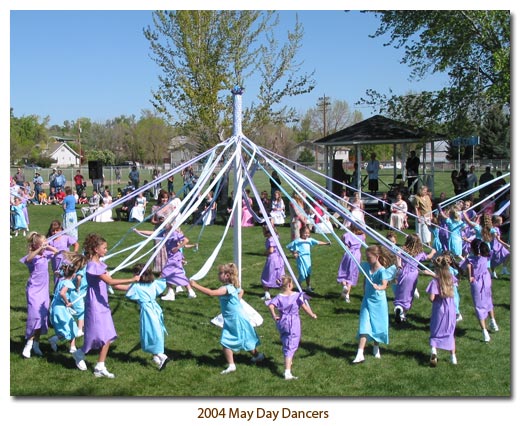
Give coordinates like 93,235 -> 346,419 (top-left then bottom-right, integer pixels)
390,192 -> 408,231
115,197 -> 135,221
376,192 -> 391,229
81,189 -> 100,217
129,192 -> 147,222
55,188 -> 66,204
78,191 -> 89,204
38,191 -> 50,205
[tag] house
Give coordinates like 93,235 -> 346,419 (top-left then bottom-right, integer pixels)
45,138 -> 81,167
289,141 -> 350,170
166,135 -> 200,168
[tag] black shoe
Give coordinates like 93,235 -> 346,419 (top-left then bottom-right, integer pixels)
394,307 -> 402,323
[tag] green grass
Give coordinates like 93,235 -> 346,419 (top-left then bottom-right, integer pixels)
10,173 -> 511,397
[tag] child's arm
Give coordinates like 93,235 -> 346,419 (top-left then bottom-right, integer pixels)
100,272 -> 139,287
113,284 -> 132,291
59,285 -> 73,307
425,248 -> 437,261
372,279 -> 388,291
189,279 -> 228,297
268,304 -> 280,321
301,303 -> 318,319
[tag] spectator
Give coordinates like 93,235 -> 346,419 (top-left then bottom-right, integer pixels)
54,169 -> 67,192
479,166 -> 494,199
55,187 -> 66,204
74,169 -> 86,195
270,170 -> 282,202
466,165 -> 478,190
129,165 -> 140,189
14,167 -> 26,186
376,192 -> 391,229
115,197 -> 135,221
38,190 -> 50,205
457,163 -> 469,193
49,168 -> 58,192
406,150 -> 420,195
32,172 -> 44,203
366,153 -> 380,195
114,166 -> 121,184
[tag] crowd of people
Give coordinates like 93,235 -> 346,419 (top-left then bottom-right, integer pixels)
12,160 -> 510,381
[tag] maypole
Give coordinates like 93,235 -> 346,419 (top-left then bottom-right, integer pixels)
232,86 -> 244,283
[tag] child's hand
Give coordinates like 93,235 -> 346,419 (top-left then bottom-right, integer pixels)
272,315 -> 280,321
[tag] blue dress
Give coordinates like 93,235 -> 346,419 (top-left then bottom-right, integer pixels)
50,278 -> 79,340
286,237 -> 320,281
219,284 -> 261,352
445,218 -> 466,256
11,202 -> 28,230
126,278 -> 168,354
70,266 -> 88,320
357,262 -> 392,344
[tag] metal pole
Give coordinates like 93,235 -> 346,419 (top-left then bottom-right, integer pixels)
231,86 -> 243,283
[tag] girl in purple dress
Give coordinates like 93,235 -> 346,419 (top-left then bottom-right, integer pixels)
460,239 -> 499,343
47,220 -> 79,288
393,234 -> 436,323
20,232 -> 59,358
336,227 -> 365,303
260,226 -> 285,301
489,215 -> 510,278
266,276 -> 317,380
72,233 -> 139,378
426,254 -> 457,367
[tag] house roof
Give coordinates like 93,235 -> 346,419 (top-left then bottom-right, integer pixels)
46,142 -> 80,157
313,114 -> 444,147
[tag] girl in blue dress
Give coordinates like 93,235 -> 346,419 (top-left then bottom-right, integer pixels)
48,253 -> 88,354
11,196 -> 28,237
190,263 -> 264,374
126,264 -> 169,369
353,245 -> 395,364
286,225 -> 330,293
440,207 -> 466,260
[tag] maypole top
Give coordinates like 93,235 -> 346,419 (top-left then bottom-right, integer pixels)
231,85 -> 244,95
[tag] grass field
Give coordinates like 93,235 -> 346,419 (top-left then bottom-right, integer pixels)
9,169 -> 512,398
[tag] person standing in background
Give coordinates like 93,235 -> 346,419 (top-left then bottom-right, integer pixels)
406,150 -> 420,195
366,153 -> 380,195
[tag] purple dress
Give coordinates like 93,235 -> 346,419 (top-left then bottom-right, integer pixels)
266,292 -> 310,358
20,250 -> 55,338
261,236 -> 285,289
161,230 -> 190,287
460,255 -> 494,320
426,278 -> 456,351
49,234 -> 78,286
394,252 -> 427,311
490,227 -> 510,268
82,260 -> 117,353
336,232 -> 365,286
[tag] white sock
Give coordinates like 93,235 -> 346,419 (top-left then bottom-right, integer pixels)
284,369 -> 292,376
25,339 -> 34,349
431,347 -> 437,355
95,362 -> 105,370
356,348 -> 364,357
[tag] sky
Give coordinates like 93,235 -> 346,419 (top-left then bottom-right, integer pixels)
8,8 -> 455,127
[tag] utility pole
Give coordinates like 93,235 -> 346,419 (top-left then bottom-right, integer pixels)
316,94 -> 330,169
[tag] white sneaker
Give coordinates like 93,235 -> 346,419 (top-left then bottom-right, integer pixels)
414,288 -> 420,299
492,271 -> 498,279
73,349 -> 87,371
373,346 -> 381,359
157,354 -> 168,370
221,364 -> 237,374
344,294 -> 350,303
188,290 -> 197,299
22,344 -> 32,359
152,355 -> 161,366
483,329 -> 491,343
261,293 -> 271,301
489,320 -> 499,332
94,367 -> 115,378
161,288 -> 176,301
175,286 -> 185,293
456,313 -> 463,322
251,352 -> 265,363
49,336 -> 59,352
69,346 -> 77,354
352,353 -> 365,364
450,354 -> 458,365
76,329 -> 84,337
284,372 -> 298,380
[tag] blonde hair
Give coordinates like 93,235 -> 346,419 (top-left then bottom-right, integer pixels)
366,245 -> 395,268
27,232 -> 45,251
218,263 -> 240,288
481,214 -> 493,242
279,275 -> 293,291
403,234 -> 422,257
60,252 -> 88,278
432,255 -> 454,298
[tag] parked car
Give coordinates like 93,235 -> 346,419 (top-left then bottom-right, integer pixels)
24,163 -> 41,169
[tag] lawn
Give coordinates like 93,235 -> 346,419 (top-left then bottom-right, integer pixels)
10,170 -> 511,399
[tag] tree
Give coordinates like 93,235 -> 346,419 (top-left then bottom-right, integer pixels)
297,148 -> 315,165
477,104 -> 510,160
10,109 -> 49,165
144,10 -> 315,151
359,11 -> 510,136
134,111 -> 174,167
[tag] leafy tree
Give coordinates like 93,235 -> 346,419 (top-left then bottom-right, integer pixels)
359,11 -> 510,136
135,111 -> 174,166
297,147 -> 315,164
144,10 -> 315,151
10,109 -> 49,164
477,104 -> 510,159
